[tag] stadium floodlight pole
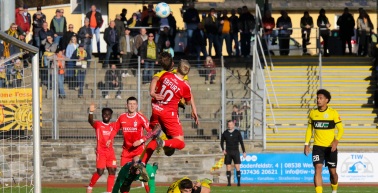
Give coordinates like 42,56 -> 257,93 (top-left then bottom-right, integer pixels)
32,54 -> 42,193
221,56 -> 226,137
137,56 -> 141,110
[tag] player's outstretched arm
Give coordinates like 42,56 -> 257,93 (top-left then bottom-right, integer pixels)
150,76 -> 164,100
88,103 -> 96,126
190,93 -> 199,126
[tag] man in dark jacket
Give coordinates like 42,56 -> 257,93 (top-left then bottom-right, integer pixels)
317,8 -> 331,56
277,10 -> 292,56
115,14 -> 125,37
238,6 -> 255,58
86,5 -> 104,53
183,2 -> 200,54
50,9 -> 67,45
192,23 -> 207,65
300,11 -> 313,55
78,18 -> 93,63
229,9 -> 240,56
103,21 -> 119,68
33,6 -> 46,22
103,64 -> 123,99
38,22 -> 54,58
337,8 -> 355,55
32,11 -> 44,49
60,24 -> 77,51
204,8 -> 221,58
120,8 -> 128,27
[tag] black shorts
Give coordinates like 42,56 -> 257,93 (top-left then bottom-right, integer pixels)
224,151 -> 241,165
312,145 -> 338,168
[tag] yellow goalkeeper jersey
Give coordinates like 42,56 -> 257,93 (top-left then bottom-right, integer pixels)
305,106 -> 344,147
153,69 -> 188,80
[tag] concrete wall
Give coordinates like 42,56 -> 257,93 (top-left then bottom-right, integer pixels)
5,140 -> 258,183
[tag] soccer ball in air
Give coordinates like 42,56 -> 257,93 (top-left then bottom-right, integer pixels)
155,2 -> 171,18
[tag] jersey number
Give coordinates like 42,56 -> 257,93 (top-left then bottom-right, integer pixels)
159,85 -> 174,104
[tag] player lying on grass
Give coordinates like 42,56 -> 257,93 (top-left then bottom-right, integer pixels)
87,104 -> 117,193
167,177 -> 212,193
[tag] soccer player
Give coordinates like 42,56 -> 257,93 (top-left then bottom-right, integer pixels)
112,156 -> 143,193
304,89 -> 344,193
141,60 -> 192,165
146,162 -> 159,193
220,120 -> 246,186
87,104 -> 117,193
167,177 -> 212,193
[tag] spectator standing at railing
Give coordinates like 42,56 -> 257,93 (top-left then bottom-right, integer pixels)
103,20 -> 119,69
0,60 -> 6,88
50,9 -> 67,45
317,8 -> 331,56
300,11 -> 314,56
71,44 -> 88,98
115,14 -> 125,37
86,5 -> 104,54
32,11 -> 44,50
39,22 -> 54,58
203,56 -> 216,84
60,24 -> 77,51
78,18 -> 93,68
41,35 -> 57,86
103,64 -> 123,99
220,10 -> 232,56
11,59 -> 23,88
33,6 -> 46,23
47,49 -> 67,99
23,5 -> 32,28
357,10 -> 373,57
119,28 -> 135,77
141,10 -> 160,35
231,105 -> 243,129
262,10 -> 275,53
157,27 -> 172,53
238,6 -> 255,58
192,23 -> 207,64
128,13 -> 142,37
167,12 -> 177,47
183,1 -> 200,55
337,8 -> 355,56
276,10 -> 292,56
3,24 -> 20,87
134,28 -> 148,56
204,8 -> 221,58
229,9 -> 240,56
65,36 -> 79,89
140,32 -> 158,84
15,6 -> 30,36
120,8 -> 128,28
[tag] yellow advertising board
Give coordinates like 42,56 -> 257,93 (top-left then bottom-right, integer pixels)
0,88 -> 42,131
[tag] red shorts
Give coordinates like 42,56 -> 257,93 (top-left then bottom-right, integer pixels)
96,148 -> 117,169
120,146 -> 144,166
150,108 -> 183,137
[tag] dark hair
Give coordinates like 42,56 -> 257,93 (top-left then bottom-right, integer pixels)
55,48 -> 63,53
233,105 -> 239,109
317,89 -> 331,103
179,179 -> 193,190
227,120 -> 233,124
159,52 -> 173,71
319,8 -> 325,14
102,108 -> 113,114
127,96 -> 138,103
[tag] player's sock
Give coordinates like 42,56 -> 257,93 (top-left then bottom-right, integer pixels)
88,172 -> 101,187
107,174 -> 115,192
144,183 -> 150,193
236,171 -> 241,186
164,138 -> 185,150
226,171 -> 231,186
331,183 -> 338,193
315,186 -> 323,193
141,140 -> 158,164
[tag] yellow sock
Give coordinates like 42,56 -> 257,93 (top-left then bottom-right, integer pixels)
331,183 -> 338,191
315,186 -> 323,193
160,132 -> 168,140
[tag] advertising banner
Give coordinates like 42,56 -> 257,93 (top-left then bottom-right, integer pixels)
338,153 -> 378,182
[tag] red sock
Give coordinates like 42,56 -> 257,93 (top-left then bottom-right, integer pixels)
107,174 -> 115,192
88,172 -> 101,187
164,138 -> 185,150
144,183 -> 150,193
141,140 -> 158,164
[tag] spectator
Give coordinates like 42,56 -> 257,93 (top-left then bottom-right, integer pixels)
357,10 -> 373,56
65,35 -> 79,89
139,32 -> 158,84
86,5 -> 104,54
119,28 -> 134,77
204,56 -> 216,84
204,8 -> 221,58
103,64 -> 123,99
17,32 -> 31,68
60,24 -> 77,51
33,6 -> 46,23
41,35 -> 57,85
300,11 -> 314,55
192,23 -> 207,64
162,40 -> 174,58
15,6 -> 30,35
39,22 -> 54,59
134,28 -> 148,55
167,12 -> 177,48
78,18 -> 93,67
120,8 -> 128,27
71,44 -> 88,98
141,3 -> 155,20
141,9 -> 160,34
0,60 -> 6,88
317,8 -> 331,56
277,10 -> 292,56
262,10 -> 275,45
103,20 -> 119,68
23,5 -> 32,27
115,14 -> 125,37
183,2 -> 200,55
229,9 -> 240,56
3,24 -> 20,87
11,59 -> 23,88
50,9 -> 67,44
337,8 -> 355,55
238,6 -> 255,58
220,10 -> 232,56
157,27 -> 171,53
231,105 -> 243,129
128,13 -> 142,37
47,49 -> 67,99
32,11 -> 44,49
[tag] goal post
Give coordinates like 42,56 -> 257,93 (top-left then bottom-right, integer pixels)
0,31 -> 41,193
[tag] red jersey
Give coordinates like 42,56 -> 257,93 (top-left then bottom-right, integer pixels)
152,72 -> 191,112
92,121 -> 115,151
113,112 -> 150,150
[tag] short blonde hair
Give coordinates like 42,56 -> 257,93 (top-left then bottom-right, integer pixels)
177,59 -> 191,76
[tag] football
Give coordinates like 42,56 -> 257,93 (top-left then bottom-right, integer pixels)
155,2 -> 171,18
